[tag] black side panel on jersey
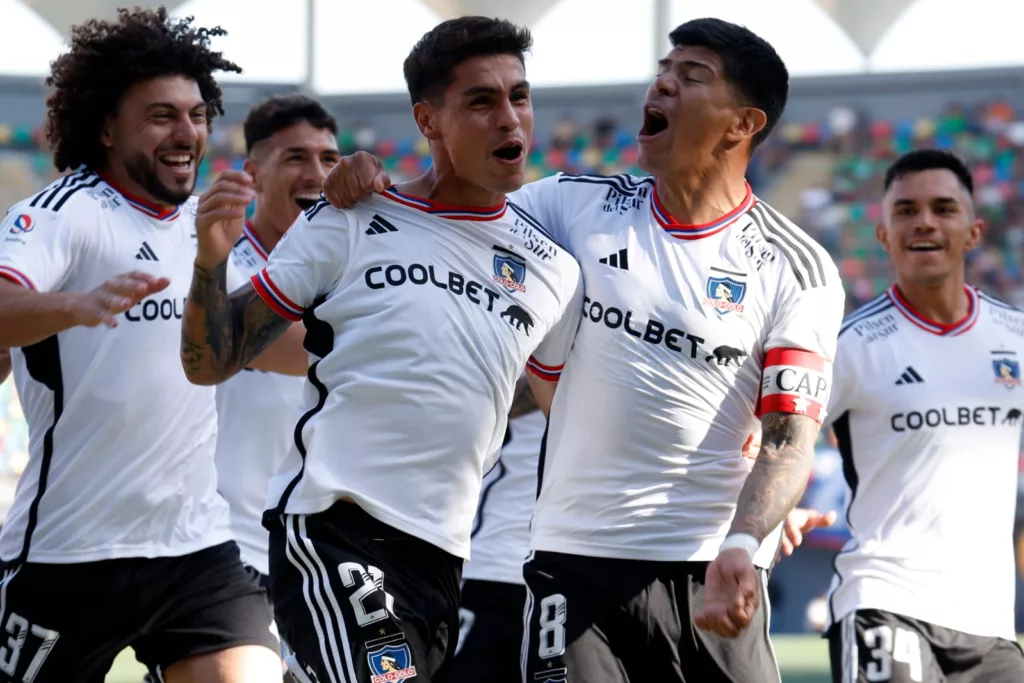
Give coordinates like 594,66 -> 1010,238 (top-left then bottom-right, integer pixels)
14,335 -> 64,564
266,295 -> 334,522
534,420 -> 549,500
828,411 -> 857,625
471,458 -> 507,538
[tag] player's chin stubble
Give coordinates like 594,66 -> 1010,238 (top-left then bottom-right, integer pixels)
124,152 -> 195,206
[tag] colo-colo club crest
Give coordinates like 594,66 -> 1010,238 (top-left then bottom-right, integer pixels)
703,275 -> 746,315
992,350 -> 1022,389
493,245 -> 527,293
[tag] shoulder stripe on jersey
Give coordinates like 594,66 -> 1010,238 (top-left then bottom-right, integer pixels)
506,201 -> 556,242
30,171 -> 98,212
979,291 -> 1021,312
753,203 -> 830,287
839,292 -> 892,329
757,200 -> 827,286
747,206 -> 810,290
556,174 -> 652,197
303,198 -> 330,222
839,301 -> 895,337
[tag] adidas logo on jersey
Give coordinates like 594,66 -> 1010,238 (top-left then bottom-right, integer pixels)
365,215 -> 398,235
599,248 -> 629,270
894,366 -> 924,385
135,241 -> 158,261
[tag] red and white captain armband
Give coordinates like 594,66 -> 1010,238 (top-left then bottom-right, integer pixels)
756,347 -> 832,424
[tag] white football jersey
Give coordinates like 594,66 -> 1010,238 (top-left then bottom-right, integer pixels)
825,285 -> 1024,641
214,223 -> 305,575
512,174 -> 844,565
0,170 -> 245,563
462,407 -> 545,585
252,189 -> 583,559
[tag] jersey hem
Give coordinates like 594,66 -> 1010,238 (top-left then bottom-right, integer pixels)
827,597 -> 1017,642
460,564 -> 526,585
529,535 -> 774,568
284,495 -> 471,560
5,529 -> 235,565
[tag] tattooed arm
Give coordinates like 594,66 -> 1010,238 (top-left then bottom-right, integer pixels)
728,411 -> 821,542
180,261 -> 306,385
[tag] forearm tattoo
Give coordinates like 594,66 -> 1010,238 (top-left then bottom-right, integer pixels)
729,412 -> 820,542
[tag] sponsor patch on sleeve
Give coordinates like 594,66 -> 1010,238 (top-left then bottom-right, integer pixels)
756,347 -> 832,423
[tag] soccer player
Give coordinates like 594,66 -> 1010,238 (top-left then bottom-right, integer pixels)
215,93 -> 339,598
823,149 -> 1024,683
0,9 -> 289,683
450,376 -> 544,682
323,17 -> 845,682
178,16 -> 584,683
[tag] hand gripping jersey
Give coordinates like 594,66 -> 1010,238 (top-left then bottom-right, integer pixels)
511,173 -> 845,565
0,171 -> 244,563
214,224 -> 305,575
825,286 -> 1024,641
462,407 -> 546,585
251,189 -> 583,559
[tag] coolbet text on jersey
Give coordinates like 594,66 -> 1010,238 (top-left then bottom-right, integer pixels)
0,170 -> 246,564
215,223 -> 304,576
252,189 -> 583,560
826,286 -> 1024,642
511,173 -> 845,566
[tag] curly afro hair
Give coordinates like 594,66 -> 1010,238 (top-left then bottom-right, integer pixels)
45,6 -> 242,173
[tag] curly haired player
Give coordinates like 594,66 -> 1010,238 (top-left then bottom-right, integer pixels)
0,8 -> 299,683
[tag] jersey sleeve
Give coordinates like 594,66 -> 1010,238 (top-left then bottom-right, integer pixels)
526,260 -> 584,382
755,265 -> 846,424
250,203 -> 350,321
508,175 -> 570,248
0,207 -> 77,292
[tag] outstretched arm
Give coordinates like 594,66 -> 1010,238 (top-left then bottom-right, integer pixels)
729,411 -> 820,541
180,261 -> 303,385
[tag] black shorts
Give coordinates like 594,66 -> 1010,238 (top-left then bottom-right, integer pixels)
0,540 -> 278,683
268,502 -> 463,683
522,550 -> 780,683
449,579 -> 526,683
828,609 -> 1024,683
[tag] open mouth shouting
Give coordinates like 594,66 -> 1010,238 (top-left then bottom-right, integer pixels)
492,139 -> 525,166
638,106 -> 669,142
906,239 -> 944,253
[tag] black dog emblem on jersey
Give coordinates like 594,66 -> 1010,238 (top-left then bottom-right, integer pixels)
1004,408 -> 1022,425
705,345 -> 747,367
501,304 -> 534,336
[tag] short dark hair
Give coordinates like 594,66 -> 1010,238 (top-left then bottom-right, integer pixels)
883,148 -> 975,195
244,94 -> 338,154
403,16 -> 533,105
669,18 -> 788,149
44,7 -> 241,173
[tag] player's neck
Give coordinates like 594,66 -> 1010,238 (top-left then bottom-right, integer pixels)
895,276 -> 970,325
399,167 -> 505,209
247,211 -> 285,253
654,167 -> 748,226
97,163 -> 176,210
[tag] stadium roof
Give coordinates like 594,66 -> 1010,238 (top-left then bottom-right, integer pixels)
6,0 -> 1024,91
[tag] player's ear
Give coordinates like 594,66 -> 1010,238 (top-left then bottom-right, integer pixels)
100,116 -> 115,148
875,223 -> 891,253
726,106 -> 767,148
413,101 -> 442,142
964,215 -> 985,252
243,157 -> 261,193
